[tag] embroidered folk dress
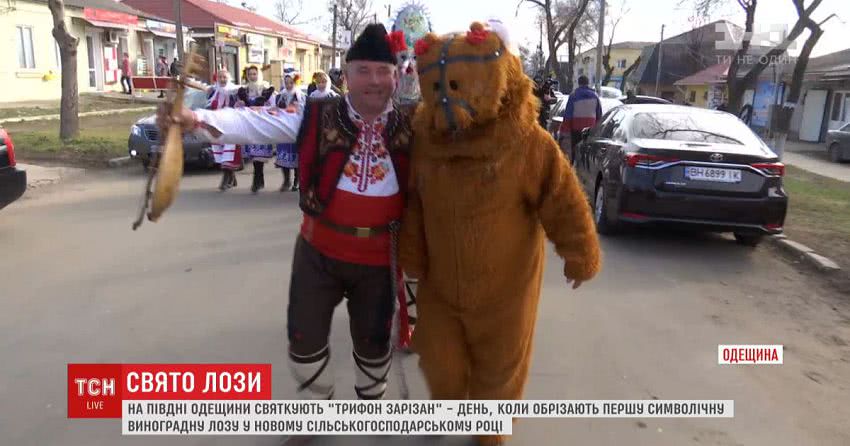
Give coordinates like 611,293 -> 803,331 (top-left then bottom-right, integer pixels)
206,84 -> 239,169
274,88 -> 306,169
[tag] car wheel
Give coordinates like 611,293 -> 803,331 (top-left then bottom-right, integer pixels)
828,143 -> 843,163
594,181 -> 618,235
734,233 -> 763,247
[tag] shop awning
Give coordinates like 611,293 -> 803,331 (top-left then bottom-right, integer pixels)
83,18 -> 129,30
148,29 -> 177,39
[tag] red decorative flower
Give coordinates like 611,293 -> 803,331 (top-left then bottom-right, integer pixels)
414,38 -> 431,57
386,30 -> 408,55
466,29 -> 489,45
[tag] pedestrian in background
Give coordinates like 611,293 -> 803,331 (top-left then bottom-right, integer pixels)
274,74 -> 306,192
308,71 -> 337,99
560,75 -> 602,162
156,56 -> 168,98
121,53 -> 133,95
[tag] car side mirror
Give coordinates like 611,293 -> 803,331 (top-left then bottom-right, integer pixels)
581,127 -> 591,140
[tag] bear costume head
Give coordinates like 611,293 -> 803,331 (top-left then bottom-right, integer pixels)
413,20 -> 538,155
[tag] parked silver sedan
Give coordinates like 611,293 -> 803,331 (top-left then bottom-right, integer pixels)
826,122 -> 850,163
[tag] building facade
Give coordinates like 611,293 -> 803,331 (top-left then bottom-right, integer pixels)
790,48 -> 850,142
124,0 -> 323,88
570,41 -> 651,91
1,0 -> 186,102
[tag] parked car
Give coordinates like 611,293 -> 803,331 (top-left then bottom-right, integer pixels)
0,126 -> 26,211
573,104 -> 787,246
618,95 -> 672,105
128,88 -> 215,170
600,86 -> 623,99
826,122 -> 850,162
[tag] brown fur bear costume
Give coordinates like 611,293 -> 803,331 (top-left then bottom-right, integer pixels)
399,22 -> 602,445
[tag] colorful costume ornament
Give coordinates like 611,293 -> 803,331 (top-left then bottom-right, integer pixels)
399,21 -> 602,445
391,2 -> 432,108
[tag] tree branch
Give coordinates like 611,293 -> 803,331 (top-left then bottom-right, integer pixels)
523,0 -> 547,9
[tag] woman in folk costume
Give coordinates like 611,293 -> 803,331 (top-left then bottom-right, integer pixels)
236,65 -> 276,193
308,71 -> 338,99
207,68 -> 240,190
274,74 -> 306,192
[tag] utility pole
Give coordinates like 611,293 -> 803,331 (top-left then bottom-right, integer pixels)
387,4 -> 392,19
175,0 -> 185,62
594,0 -> 605,94
331,3 -> 338,69
655,24 -> 665,97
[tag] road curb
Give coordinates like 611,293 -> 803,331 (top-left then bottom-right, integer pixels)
0,106 -> 156,124
108,156 -> 133,168
769,235 -> 841,272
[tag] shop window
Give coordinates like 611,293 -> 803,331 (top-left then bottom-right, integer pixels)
17,26 -> 35,69
689,90 -> 696,103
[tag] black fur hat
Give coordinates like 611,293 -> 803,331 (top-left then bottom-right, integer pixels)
345,24 -> 395,65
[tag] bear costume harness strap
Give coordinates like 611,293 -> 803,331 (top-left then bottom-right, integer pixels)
418,39 -> 505,132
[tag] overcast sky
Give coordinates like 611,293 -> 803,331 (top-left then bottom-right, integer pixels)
247,0 -> 849,58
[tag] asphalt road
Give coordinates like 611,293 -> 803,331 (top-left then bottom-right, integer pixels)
1,166 -> 849,446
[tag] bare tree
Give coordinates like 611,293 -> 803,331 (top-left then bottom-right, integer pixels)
520,43 -> 546,76
690,0 -> 829,114
601,2 -> 629,86
327,0 -> 374,42
519,0 -> 594,93
47,0 -> 79,141
274,0 -> 309,25
620,55 -> 641,91
772,2 -> 837,154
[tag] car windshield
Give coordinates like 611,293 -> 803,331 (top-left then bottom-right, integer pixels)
630,111 -> 764,146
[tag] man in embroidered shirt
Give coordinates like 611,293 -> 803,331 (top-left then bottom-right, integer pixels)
158,24 -> 410,401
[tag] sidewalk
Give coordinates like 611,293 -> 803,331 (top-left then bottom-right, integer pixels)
778,140 -> 850,182
17,163 -> 84,189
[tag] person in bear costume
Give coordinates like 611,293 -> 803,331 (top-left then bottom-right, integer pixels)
399,21 -> 602,445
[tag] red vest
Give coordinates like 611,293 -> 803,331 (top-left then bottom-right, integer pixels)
297,97 -> 412,218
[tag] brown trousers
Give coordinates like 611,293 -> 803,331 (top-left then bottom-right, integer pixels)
287,236 -> 393,360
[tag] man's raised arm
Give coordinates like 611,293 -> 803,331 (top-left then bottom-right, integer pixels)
192,107 -> 303,145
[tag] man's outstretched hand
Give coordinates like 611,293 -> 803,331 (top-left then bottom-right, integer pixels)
156,102 -> 197,134
567,278 -> 584,290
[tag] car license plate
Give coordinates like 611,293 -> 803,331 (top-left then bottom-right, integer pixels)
684,166 -> 742,183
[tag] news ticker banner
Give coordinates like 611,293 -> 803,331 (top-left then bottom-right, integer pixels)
122,400 -> 735,436
68,364 -> 271,418
69,363 -> 735,436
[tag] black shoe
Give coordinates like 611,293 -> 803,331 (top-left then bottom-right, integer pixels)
218,172 -> 229,191
280,179 -> 291,192
251,175 -> 263,193
291,182 -> 299,192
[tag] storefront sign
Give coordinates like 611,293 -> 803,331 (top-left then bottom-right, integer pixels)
216,25 -> 242,45
245,33 -> 264,46
146,20 -> 177,34
248,46 -> 265,64
84,8 -> 138,26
